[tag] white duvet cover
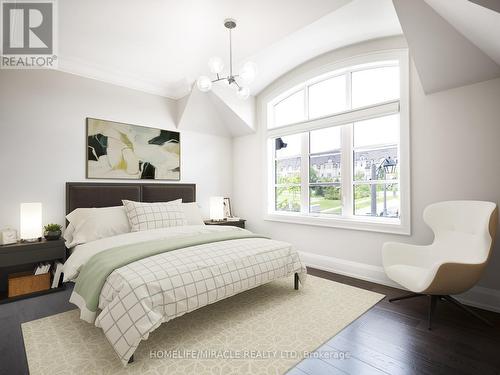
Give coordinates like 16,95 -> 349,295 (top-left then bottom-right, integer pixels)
64,225 -> 238,282
64,225 -> 306,365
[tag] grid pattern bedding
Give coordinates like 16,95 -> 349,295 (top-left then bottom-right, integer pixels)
94,237 -> 306,365
122,199 -> 186,231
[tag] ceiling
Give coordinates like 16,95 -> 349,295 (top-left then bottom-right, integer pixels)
248,0 -> 402,94
394,0 -> 500,94
469,0 -> 500,13
55,0 -> 500,136
58,0 -> 352,99
425,0 -> 500,65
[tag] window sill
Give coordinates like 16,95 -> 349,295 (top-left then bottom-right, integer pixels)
264,212 -> 410,235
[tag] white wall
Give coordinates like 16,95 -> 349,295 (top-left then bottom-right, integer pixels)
0,70 -> 232,228
232,36 -> 500,309
2,37 -> 500,311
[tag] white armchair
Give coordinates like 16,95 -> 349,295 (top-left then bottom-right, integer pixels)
382,200 -> 497,329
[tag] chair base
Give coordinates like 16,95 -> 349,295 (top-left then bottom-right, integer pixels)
294,272 -> 299,290
388,293 -> 493,330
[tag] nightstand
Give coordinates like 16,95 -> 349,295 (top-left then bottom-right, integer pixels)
0,239 -> 67,303
204,219 -> 246,229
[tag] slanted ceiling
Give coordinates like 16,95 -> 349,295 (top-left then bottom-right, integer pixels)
176,86 -> 255,137
54,0 -> 404,137
393,0 -> 500,94
469,0 -> 500,13
175,0 -> 402,135
425,0 -> 500,65
52,0 -> 500,136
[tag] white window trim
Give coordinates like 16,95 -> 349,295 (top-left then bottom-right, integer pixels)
262,49 -> 411,235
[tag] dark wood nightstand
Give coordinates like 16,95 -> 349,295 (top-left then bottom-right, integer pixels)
0,239 -> 67,304
204,219 -> 246,229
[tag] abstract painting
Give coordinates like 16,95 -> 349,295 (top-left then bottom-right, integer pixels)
86,118 -> 180,180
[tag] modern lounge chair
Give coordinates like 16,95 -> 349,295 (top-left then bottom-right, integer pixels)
382,200 -> 498,329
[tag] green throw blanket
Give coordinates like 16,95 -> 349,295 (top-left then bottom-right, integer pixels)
73,229 -> 268,313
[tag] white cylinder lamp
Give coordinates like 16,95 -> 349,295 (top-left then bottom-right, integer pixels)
20,202 -> 42,241
209,197 -> 225,221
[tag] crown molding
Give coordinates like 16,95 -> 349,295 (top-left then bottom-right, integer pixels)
57,55 -> 190,100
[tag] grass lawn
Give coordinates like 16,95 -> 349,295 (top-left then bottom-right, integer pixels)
312,192 -> 398,214
278,190 -> 399,215
310,196 -> 341,213
354,193 -> 398,215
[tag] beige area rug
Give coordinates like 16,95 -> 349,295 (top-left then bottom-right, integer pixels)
22,275 -> 384,375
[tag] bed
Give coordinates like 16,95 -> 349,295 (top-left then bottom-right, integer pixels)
62,182 -> 306,366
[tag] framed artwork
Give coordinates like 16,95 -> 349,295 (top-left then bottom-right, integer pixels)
223,197 -> 232,218
86,118 -> 180,180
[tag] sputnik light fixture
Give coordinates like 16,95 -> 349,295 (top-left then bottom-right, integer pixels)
196,18 -> 257,100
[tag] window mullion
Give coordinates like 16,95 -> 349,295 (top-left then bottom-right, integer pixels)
304,84 -> 310,120
346,71 -> 352,111
341,124 -> 353,218
266,101 -> 399,138
268,139 -> 276,213
266,51 -> 409,234
300,132 -> 309,214
341,71 -> 353,218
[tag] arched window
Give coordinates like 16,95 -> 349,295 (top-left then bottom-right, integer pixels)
266,50 -> 410,234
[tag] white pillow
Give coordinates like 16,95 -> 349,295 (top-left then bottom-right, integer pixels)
122,199 -> 186,232
183,202 -> 205,225
63,222 -> 76,245
65,206 -> 131,248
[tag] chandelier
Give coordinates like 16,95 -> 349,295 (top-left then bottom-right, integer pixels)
196,18 -> 257,100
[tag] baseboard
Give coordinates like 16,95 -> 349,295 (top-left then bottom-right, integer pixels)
299,251 -> 400,288
456,286 -> 500,313
299,251 -> 500,313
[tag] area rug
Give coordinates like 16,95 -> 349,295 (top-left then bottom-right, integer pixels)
22,275 -> 384,375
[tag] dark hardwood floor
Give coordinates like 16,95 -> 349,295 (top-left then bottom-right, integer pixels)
1,268 -> 499,375
288,268 -> 500,375
0,286 -> 75,375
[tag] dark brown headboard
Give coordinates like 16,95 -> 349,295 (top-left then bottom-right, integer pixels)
66,182 -> 196,214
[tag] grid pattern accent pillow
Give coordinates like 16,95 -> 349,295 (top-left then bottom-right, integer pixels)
122,200 -> 187,232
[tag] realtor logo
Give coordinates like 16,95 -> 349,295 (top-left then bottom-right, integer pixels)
1,0 -> 57,68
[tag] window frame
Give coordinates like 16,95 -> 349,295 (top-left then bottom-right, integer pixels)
263,50 -> 410,235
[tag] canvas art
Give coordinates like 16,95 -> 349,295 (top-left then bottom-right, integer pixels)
223,198 -> 232,218
86,118 -> 180,180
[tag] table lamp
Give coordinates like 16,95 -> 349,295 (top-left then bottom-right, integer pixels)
209,197 -> 224,221
20,202 -> 42,242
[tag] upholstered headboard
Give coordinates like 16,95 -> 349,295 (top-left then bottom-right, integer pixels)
66,182 -> 196,214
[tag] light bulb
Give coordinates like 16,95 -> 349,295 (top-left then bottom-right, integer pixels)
197,76 -> 212,92
239,61 -> 257,84
237,87 -> 250,100
208,57 -> 224,74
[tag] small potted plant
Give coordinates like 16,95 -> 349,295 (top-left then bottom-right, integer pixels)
44,224 -> 62,241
